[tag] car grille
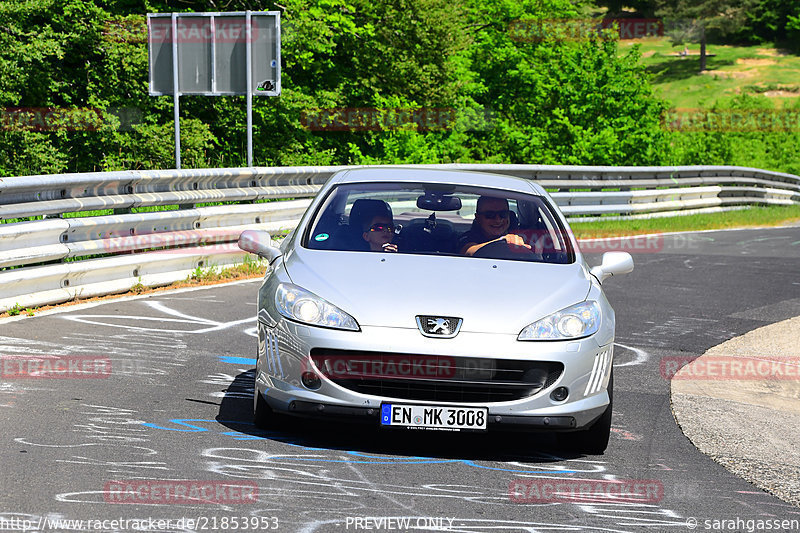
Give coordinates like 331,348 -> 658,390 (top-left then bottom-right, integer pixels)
310,349 -> 564,403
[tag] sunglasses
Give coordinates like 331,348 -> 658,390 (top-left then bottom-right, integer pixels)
368,223 -> 395,233
477,209 -> 510,220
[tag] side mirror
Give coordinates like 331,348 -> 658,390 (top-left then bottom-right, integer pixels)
238,230 -> 282,263
590,252 -> 634,283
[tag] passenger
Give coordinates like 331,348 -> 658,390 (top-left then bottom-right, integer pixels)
362,215 -> 398,252
459,196 -> 531,256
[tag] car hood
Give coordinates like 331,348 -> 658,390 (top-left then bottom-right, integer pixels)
284,248 -> 592,334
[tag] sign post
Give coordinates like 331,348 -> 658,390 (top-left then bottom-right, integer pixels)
147,11 -> 281,169
245,10 -> 253,167
170,13 -> 181,169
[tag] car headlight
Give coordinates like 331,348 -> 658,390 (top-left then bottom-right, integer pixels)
518,301 -> 600,341
275,283 -> 359,331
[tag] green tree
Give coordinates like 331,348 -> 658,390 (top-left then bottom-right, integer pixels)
733,0 -> 800,50
654,0 -> 758,71
1,0 -> 797,177
0,0 -> 216,175
464,0 -> 669,165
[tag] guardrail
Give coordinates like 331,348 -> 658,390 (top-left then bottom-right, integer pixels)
1,164 -> 798,313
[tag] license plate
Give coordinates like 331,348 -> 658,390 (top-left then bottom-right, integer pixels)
380,404 -> 488,431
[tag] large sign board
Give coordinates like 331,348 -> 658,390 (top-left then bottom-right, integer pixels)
148,12 -> 280,96
147,11 -> 280,168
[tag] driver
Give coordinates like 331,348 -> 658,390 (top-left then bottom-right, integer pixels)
459,196 -> 531,256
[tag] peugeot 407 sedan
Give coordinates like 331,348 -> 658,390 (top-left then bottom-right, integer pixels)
239,167 -> 633,454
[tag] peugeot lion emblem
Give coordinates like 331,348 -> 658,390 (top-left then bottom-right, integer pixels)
416,315 -> 463,338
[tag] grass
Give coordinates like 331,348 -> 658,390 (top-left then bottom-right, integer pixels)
571,204 -> 800,238
184,256 -> 268,284
620,38 -> 800,109
6,303 -> 37,317
130,277 -> 146,294
188,264 -> 220,282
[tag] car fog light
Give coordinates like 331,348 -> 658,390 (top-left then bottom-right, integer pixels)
550,387 -> 569,402
301,371 -> 322,390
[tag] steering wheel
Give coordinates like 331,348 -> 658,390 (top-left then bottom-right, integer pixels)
472,238 -> 541,261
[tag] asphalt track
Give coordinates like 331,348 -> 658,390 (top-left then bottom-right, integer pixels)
1,226 -> 799,533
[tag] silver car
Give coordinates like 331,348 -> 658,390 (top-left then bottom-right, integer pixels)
239,168 -> 633,453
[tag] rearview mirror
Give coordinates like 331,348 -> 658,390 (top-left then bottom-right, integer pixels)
238,230 -> 282,263
590,252 -> 634,283
416,194 -> 462,211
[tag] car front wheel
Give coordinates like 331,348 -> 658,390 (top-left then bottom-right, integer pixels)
253,385 -> 274,429
560,371 -> 613,454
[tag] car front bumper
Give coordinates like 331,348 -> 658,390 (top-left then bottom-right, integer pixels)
255,319 -> 613,431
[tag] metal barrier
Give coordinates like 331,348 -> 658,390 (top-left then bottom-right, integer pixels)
1,164 -> 798,313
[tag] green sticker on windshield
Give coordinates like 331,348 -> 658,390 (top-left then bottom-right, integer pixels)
314,233 -> 330,241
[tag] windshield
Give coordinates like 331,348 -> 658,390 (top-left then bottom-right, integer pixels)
303,182 -> 574,264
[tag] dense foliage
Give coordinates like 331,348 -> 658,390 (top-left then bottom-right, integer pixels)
0,0 -> 797,176
600,0 -> 800,49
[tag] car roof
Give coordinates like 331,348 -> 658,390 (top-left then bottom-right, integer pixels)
330,167 -> 548,196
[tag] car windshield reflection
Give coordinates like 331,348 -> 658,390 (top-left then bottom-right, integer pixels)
303,182 -> 575,264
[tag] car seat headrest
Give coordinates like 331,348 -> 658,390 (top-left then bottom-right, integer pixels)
349,199 -> 393,231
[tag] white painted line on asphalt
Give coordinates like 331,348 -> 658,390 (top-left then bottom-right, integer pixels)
0,277 -> 261,324
613,343 -> 649,367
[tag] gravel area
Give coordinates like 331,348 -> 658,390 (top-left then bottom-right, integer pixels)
671,315 -> 800,507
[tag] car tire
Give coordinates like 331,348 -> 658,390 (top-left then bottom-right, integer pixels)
560,371 -> 613,455
253,386 -> 274,429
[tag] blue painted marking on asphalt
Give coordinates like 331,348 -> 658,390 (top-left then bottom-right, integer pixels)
221,431 -> 270,441
142,418 -> 254,432
261,457 -> 460,464
219,356 -> 257,365
141,418 -> 576,471
141,418 -> 215,432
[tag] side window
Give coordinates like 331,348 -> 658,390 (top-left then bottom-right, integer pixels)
306,191 -> 348,249
510,199 -> 571,262
537,208 -> 564,251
